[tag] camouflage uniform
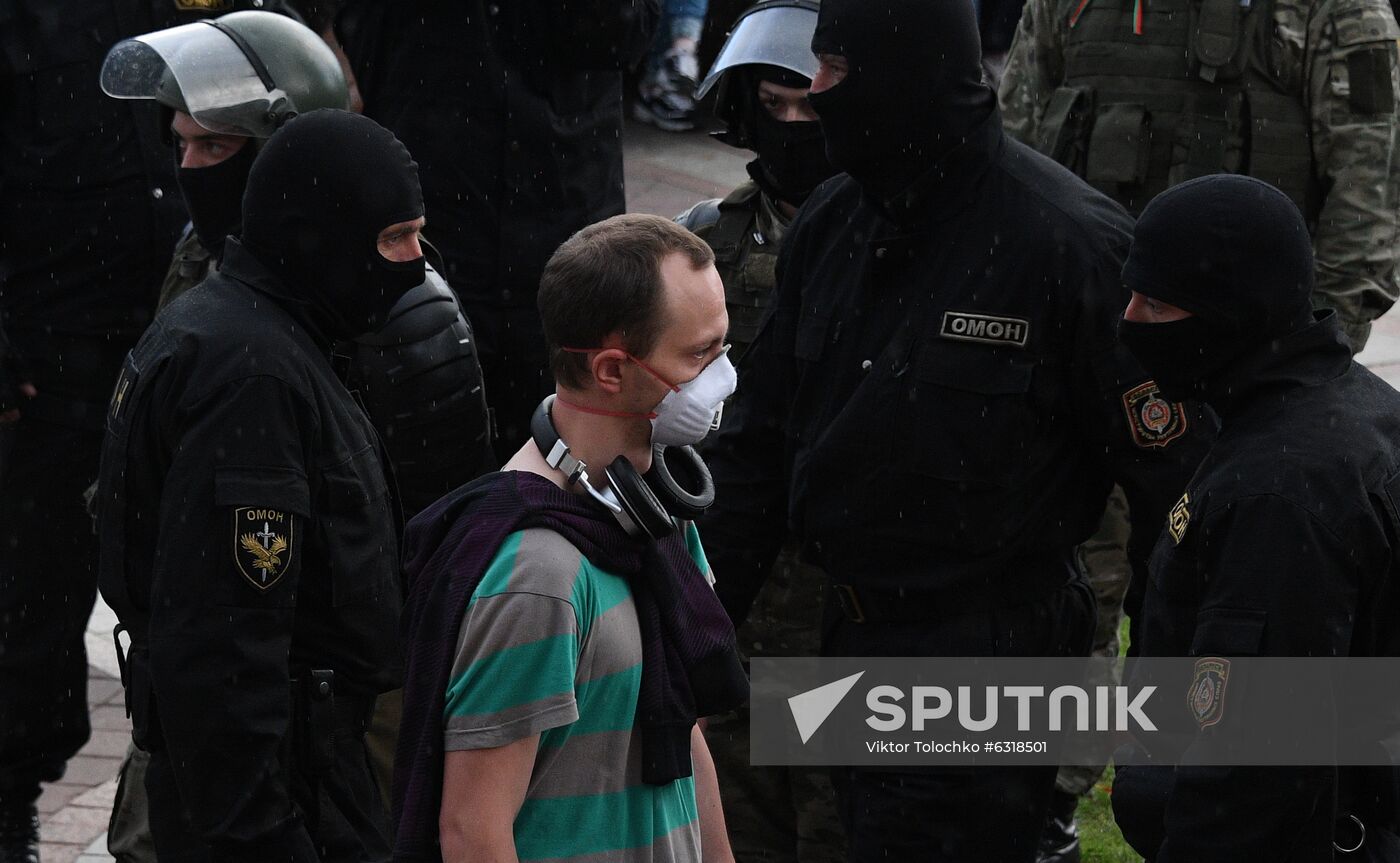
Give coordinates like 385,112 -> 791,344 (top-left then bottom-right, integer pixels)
157,227 -> 216,310
999,0 -> 1400,351
679,183 -> 847,863
1056,485 -> 1130,798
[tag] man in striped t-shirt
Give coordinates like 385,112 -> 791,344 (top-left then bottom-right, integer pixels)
435,214 -> 738,862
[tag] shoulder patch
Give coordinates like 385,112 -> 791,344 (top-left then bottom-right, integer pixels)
1347,46 -> 1396,115
233,508 -> 294,590
1122,381 -> 1188,448
1168,492 -> 1191,544
109,365 -> 137,423
939,311 -> 1031,348
1189,657 -> 1230,728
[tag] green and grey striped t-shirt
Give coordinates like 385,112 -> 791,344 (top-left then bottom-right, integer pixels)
444,523 -> 711,862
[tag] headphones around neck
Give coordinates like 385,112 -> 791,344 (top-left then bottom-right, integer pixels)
530,395 -> 715,539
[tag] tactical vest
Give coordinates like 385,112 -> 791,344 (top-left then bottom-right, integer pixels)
693,181 -> 784,361
1036,0 -> 1318,219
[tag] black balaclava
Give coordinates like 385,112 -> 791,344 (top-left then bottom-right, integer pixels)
177,140 -> 256,260
745,66 -> 837,208
241,109 -> 424,341
1117,175 -> 1316,401
808,0 -> 994,200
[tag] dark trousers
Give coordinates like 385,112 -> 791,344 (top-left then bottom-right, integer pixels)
0,417 -> 101,797
824,574 -> 1096,863
144,710 -> 390,863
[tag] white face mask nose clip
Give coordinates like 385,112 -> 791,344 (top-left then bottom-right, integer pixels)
650,346 -> 738,447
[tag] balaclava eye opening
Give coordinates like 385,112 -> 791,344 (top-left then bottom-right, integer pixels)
743,66 -> 837,207
807,0 -> 994,200
240,109 -> 425,341
176,136 -> 257,260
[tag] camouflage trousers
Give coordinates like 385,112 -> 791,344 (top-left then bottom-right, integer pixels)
705,542 -> 846,862
1055,485 -> 1131,798
365,688 -> 400,818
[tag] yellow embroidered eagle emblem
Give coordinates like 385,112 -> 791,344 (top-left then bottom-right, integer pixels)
233,508 -> 294,590
240,533 -> 287,576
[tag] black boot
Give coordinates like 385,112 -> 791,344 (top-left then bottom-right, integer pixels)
0,791 -> 40,863
1036,789 -> 1081,863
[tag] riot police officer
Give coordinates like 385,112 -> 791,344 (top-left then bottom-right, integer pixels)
1111,175 -> 1400,861
95,110 -> 417,863
697,0 -> 1213,859
675,3 -> 846,860
333,0 -> 659,461
100,10 -> 495,516
0,3 -> 259,859
998,0 -> 1400,353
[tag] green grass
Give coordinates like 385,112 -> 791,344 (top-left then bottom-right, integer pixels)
1077,764 -> 1141,862
1076,614 -> 1141,862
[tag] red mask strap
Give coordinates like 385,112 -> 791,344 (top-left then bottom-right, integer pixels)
561,346 -> 681,393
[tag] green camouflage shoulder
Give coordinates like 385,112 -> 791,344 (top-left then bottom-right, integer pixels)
157,229 -> 214,313
1302,0 -> 1400,348
998,0 -> 1075,144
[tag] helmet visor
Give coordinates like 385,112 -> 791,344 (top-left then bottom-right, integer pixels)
696,4 -> 820,100
100,22 -> 283,137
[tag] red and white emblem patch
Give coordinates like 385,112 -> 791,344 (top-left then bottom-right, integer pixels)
1121,381 -> 1188,449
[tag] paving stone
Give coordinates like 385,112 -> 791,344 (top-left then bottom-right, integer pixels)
85,675 -> 123,707
71,779 -> 119,811
37,783 -> 83,815
76,730 -> 131,760
89,705 -> 131,732
46,805 -> 112,831
39,811 -> 107,846
36,843 -> 84,863
56,755 -> 122,788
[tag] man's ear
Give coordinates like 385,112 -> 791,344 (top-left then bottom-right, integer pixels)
591,347 -> 629,394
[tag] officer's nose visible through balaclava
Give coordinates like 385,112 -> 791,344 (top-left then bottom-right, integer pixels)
808,0 -> 992,199
241,109 -> 425,341
1117,175 -> 1317,400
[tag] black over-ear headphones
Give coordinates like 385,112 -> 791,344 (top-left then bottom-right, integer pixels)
531,396 -> 715,540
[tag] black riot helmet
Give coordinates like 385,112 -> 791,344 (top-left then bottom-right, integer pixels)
698,0 -> 821,149
100,12 -> 350,258
99,11 -> 348,138
697,1 -> 836,206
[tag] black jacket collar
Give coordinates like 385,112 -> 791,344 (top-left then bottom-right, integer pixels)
1205,311 -> 1354,419
875,104 -> 1003,228
218,238 -> 335,354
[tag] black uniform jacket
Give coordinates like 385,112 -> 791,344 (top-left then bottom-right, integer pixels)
95,240 -> 401,852
334,0 -> 658,312
699,109 -> 1214,625
1118,313 -> 1400,862
0,0 -> 268,409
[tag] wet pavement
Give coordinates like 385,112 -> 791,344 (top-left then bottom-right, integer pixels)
41,115 -> 1400,861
